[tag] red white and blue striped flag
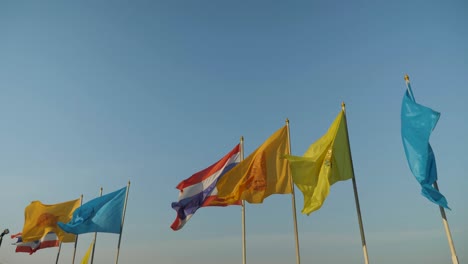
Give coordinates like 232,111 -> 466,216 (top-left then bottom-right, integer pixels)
171,144 -> 241,230
11,232 -> 59,254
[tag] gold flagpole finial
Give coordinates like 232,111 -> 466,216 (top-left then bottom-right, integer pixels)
285,118 -> 289,125
341,101 -> 346,111
240,136 -> 244,142
404,74 -> 410,82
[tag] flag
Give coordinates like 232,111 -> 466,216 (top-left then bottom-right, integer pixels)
216,126 -> 292,204
58,187 -> 127,234
286,110 -> 353,215
22,198 -> 80,242
80,240 -> 94,264
401,84 -> 449,209
11,232 -> 60,254
171,144 -> 241,231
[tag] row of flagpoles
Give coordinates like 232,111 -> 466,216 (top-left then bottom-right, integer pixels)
4,75 -> 458,263
171,75 -> 458,264
9,182 -> 130,264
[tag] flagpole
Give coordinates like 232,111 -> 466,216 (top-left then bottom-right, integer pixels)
72,194 -> 84,264
55,242 -> 62,264
115,181 -> 131,264
90,187 -> 103,264
341,102 -> 370,264
404,74 -> 459,264
286,119 -> 301,264
240,136 -> 247,264
433,182 -> 459,264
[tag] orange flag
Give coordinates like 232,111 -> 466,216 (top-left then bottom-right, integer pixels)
216,126 -> 292,203
22,198 -> 80,242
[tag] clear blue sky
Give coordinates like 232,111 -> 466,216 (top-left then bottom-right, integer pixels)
0,1 -> 467,263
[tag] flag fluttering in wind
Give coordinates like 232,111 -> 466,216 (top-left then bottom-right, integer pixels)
11,232 -> 61,254
286,110 -> 353,215
80,240 -> 94,264
217,126 -> 292,204
171,144 -> 241,231
401,81 -> 449,209
58,187 -> 127,234
22,198 -> 80,242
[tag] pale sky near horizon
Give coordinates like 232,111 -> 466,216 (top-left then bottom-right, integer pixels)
0,1 -> 467,263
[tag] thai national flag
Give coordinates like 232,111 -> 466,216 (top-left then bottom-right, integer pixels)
11,232 -> 59,254
171,144 -> 241,231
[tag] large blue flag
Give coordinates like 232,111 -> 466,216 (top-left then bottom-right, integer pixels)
58,187 -> 127,234
401,84 -> 449,209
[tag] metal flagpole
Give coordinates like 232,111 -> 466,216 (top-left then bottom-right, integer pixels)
55,242 -> 62,264
405,74 -> 459,264
433,182 -> 459,264
90,187 -> 103,264
342,102 -> 370,264
240,136 -> 247,264
72,194 -> 84,264
115,181 -> 131,264
285,119 -> 301,264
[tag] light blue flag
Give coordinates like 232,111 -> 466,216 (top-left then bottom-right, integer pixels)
401,84 -> 449,209
58,187 -> 127,234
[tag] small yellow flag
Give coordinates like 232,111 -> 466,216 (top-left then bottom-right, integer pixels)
286,110 -> 353,215
80,240 -> 94,264
21,198 -> 80,242
216,125 -> 292,204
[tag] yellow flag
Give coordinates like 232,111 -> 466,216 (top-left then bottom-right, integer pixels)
286,110 -> 353,215
22,198 -> 80,242
80,240 -> 94,264
61,230 -> 77,243
216,125 -> 292,204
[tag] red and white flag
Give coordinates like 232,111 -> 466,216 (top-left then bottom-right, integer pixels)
11,232 -> 59,254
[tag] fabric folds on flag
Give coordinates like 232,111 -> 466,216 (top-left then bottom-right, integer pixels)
401,85 -> 449,209
286,110 -> 353,215
80,240 -> 94,264
216,126 -> 292,204
58,187 -> 127,234
22,198 -> 80,242
171,144 -> 241,231
11,232 -> 60,254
